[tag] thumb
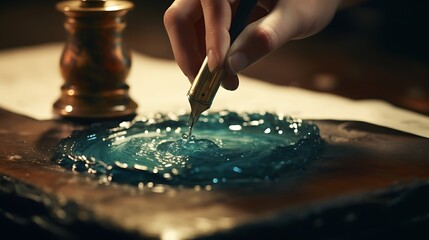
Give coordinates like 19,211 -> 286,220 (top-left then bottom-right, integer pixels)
226,7 -> 300,74
226,0 -> 340,74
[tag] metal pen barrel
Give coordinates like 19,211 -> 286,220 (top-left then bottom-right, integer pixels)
187,57 -> 226,108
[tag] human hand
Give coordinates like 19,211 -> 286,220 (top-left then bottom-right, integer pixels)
164,0 -> 342,90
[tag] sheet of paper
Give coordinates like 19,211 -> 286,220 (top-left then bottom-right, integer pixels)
0,43 -> 428,138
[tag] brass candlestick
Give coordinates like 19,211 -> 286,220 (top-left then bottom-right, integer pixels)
54,0 -> 137,119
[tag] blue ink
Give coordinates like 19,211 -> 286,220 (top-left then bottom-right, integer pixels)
54,111 -> 323,189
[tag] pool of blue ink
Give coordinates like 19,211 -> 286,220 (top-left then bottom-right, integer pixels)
54,111 -> 323,188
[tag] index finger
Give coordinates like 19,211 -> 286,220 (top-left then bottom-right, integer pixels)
201,0 -> 233,72
164,0 -> 205,81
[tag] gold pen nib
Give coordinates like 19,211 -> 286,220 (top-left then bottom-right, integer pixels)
187,97 -> 209,139
187,114 -> 196,138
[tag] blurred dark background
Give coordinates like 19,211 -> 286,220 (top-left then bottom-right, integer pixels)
0,0 -> 428,115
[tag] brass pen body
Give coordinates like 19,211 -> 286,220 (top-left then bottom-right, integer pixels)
187,57 -> 226,134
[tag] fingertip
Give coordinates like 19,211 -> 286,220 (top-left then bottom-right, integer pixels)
207,49 -> 218,72
221,74 -> 239,91
201,0 -> 232,72
227,52 -> 249,74
187,74 -> 195,84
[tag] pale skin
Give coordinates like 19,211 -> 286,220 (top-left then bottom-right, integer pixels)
164,0 -> 355,90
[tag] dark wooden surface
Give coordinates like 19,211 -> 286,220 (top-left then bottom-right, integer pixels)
0,108 -> 428,239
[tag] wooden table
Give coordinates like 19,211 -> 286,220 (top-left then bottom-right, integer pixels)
1,108 -> 428,239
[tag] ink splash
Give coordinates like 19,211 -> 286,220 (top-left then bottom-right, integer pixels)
54,111 -> 323,189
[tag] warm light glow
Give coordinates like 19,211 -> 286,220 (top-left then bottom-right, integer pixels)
65,105 -> 73,113
67,89 -> 75,95
112,105 -> 126,111
161,228 -> 181,240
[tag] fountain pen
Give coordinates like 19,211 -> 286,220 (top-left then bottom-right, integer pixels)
187,0 -> 258,132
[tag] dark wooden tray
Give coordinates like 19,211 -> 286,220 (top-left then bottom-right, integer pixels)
1,108 -> 428,239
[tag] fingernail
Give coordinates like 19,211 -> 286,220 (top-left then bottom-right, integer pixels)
207,49 -> 217,72
228,52 -> 248,74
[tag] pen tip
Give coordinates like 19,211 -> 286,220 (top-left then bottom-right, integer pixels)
188,115 -> 194,128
